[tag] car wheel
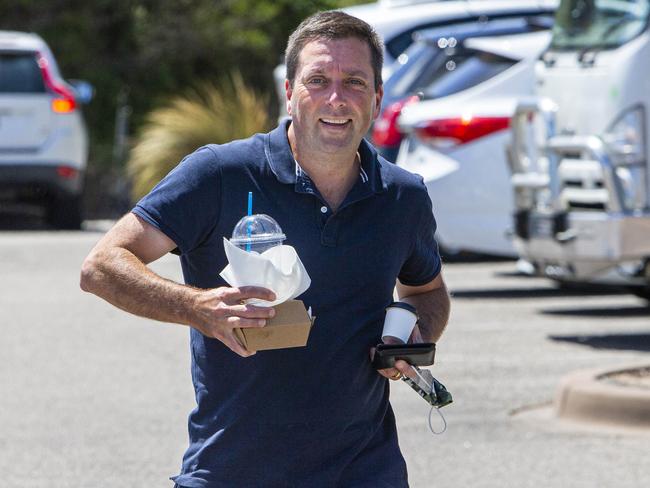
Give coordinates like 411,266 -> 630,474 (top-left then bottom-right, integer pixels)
47,195 -> 83,230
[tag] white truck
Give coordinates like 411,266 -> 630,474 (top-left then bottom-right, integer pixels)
508,0 -> 650,300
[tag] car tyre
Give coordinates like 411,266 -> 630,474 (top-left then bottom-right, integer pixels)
47,194 -> 83,230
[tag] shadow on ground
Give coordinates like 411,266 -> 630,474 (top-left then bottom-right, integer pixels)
494,270 -> 532,278
0,209 -> 111,233
549,333 -> 650,352
451,286 -> 629,300
0,208 -> 49,230
442,251 -> 514,264
542,305 -> 650,318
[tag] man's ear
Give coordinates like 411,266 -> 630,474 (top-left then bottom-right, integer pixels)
373,84 -> 384,119
285,79 -> 292,116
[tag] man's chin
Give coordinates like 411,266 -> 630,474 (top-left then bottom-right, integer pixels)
318,136 -> 359,154
316,127 -> 360,146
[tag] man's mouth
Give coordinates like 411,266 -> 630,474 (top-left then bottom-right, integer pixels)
320,118 -> 351,127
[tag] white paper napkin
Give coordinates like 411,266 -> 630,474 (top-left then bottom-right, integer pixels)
219,238 -> 311,306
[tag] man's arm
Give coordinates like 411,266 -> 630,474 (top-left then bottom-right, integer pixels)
396,273 -> 450,343
80,213 -> 275,357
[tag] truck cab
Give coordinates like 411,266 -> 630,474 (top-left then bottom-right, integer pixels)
508,0 -> 650,299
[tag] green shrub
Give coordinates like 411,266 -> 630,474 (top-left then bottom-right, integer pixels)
127,72 -> 271,200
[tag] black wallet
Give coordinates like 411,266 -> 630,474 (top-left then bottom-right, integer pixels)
371,342 -> 436,369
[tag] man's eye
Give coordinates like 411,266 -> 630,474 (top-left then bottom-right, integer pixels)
348,79 -> 365,86
308,78 -> 325,85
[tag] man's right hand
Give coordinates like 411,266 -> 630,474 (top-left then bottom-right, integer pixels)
191,286 -> 276,357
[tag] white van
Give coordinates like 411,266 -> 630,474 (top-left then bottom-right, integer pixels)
0,31 -> 92,229
508,0 -> 650,300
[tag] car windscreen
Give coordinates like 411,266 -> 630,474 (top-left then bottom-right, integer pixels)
387,44 -> 516,101
0,52 -> 46,93
551,0 -> 650,50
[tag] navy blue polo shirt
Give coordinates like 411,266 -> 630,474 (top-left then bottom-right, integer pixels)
133,120 -> 441,488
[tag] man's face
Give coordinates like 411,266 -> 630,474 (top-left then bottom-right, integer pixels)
286,37 -> 383,155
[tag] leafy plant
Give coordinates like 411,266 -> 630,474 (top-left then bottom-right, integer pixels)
127,72 -> 271,200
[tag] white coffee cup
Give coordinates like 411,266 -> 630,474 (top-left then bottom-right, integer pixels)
382,302 -> 418,343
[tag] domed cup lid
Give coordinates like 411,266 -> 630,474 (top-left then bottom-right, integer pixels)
230,213 -> 286,246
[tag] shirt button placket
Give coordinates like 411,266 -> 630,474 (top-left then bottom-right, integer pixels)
320,206 -> 339,247
318,203 -> 329,228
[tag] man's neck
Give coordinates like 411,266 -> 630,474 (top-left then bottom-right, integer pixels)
288,125 -> 360,211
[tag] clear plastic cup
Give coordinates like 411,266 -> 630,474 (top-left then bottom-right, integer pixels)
230,214 -> 286,253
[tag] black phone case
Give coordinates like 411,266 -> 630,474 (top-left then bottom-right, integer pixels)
372,342 -> 436,369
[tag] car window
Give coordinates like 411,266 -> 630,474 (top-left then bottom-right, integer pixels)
388,43 -> 441,99
383,14 -> 553,105
0,52 -> 46,93
388,43 -> 516,101
385,30 -> 421,61
419,49 -> 516,99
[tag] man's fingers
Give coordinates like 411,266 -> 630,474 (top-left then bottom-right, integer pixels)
394,359 -> 417,379
227,303 -> 276,319
225,286 -> 276,303
225,334 -> 256,357
409,326 -> 423,344
377,361 -> 417,380
378,367 -> 403,380
226,316 -> 268,328
371,349 -> 416,380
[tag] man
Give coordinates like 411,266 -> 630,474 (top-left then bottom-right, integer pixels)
80,11 -> 449,487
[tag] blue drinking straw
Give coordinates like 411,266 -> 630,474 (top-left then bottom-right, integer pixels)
246,191 -> 253,252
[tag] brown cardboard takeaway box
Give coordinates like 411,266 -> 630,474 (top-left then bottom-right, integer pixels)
233,299 -> 314,351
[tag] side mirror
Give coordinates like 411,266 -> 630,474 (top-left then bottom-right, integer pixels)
67,79 -> 94,104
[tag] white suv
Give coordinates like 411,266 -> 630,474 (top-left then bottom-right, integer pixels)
0,30 -> 92,229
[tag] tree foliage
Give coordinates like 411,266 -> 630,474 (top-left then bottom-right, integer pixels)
0,0 -> 368,169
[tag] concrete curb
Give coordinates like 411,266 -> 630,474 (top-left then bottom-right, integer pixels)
555,364 -> 650,429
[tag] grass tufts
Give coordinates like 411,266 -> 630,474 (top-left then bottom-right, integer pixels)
127,72 -> 271,200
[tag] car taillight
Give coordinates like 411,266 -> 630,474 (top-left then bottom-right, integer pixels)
37,53 -> 77,114
57,166 -> 79,179
415,115 -> 510,148
371,95 -> 419,148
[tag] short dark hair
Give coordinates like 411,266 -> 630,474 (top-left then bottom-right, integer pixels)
285,11 -> 384,91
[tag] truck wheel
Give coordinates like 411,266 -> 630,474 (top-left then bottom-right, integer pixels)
47,195 -> 83,230
630,286 -> 650,304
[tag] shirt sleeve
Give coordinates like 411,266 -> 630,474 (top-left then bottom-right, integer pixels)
132,146 -> 222,254
398,178 -> 442,286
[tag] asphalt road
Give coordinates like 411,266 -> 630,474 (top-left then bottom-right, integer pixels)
1,224 -> 649,487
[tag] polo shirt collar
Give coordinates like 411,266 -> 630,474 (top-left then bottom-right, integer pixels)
266,119 -> 387,194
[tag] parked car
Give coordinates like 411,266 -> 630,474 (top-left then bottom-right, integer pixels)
372,12 -> 554,161
0,31 -> 92,229
274,0 -> 557,119
395,30 -> 551,257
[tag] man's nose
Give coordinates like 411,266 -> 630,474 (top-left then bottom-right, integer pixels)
326,81 -> 346,107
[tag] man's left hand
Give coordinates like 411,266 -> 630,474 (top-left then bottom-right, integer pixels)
370,327 -> 422,381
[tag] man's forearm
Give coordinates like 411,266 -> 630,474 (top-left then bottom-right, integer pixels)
400,282 -> 450,343
80,246 -> 197,326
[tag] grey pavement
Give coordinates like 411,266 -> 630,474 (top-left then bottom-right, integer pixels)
1,226 -> 649,487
